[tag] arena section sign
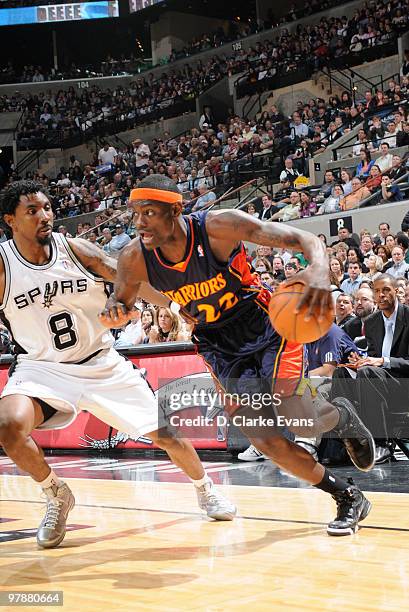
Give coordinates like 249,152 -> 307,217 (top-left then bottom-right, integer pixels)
0,2 -> 119,26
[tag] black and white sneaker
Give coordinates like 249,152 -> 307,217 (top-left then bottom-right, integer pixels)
327,480 -> 372,536
332,397 -> 375,472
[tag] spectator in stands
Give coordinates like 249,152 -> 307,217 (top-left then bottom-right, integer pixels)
109,223 -> 132,255
364,164 -> 382,193
365,255 -> 384,281
192,185 -> 217,211
133,138 -> 151,175
340,169 -> 353,195
335,293 -> 355,329
260,271 -> 277,290
284,261 -> 298,279
356,149 -> 374,178
332,241 -> 349,268
396,284 -> 406,304
340,177 -> 371,211
360,235 -> 375,259
259,194 -> 277,220
343,286 -> 376,349
279,157 -> 300,184
376,142 -> 394,173
299,191 -> 316,218
141,306 -> 157,343
332,227 -> 358,249
307,323 -> 359,377
353,129 -> 371,157
317,184 -> 343,215
330,257 -> 347,286
374,222 -> 391,246
148,307 -> 185,343
380,175 -> 403,203
388,246 -> 409,278
396,121 -> 409,147
246,203 -> 259,218
396,233 -> 409,264
387,155 -> 406,181
114,306 -> 143,348
98,143 -> 117,167
385,234 -> 397,251
340,261 -> 363,295
374,244 -> 392,266
272,256 -> 285,281
271,191 -> 300,221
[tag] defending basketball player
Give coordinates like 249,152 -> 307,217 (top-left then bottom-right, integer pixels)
101,174 -> 376,536
0,180 -> 237,550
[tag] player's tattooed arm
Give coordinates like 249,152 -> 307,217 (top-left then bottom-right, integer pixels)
207,209 -> 332,318
68,238 -> 117,281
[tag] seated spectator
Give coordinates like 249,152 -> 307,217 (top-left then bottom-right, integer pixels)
380,175 -> 403,203
317,184 -> 343,215
340,261 -> 363,295
113,306 -> 142,348
259,194 -> 278,220
376,142 -> 394,173
364,164 -> 382,193
148,307 -> 185,343
271,191 -> 300,221
192,185 -> 217,211
360,235 -> 375,259
355,149 -> 374,178
364,254 -> 384,281
374,243 -> 392,267
335,294 -> 355,328
141,306 -> 157,343
340,177 -> 371,211
260,271 -> 277,290
396,284 -> 406,303
353,129 -> 371,157
246,203 -> 259,218
299,191 -> 316,218
307,323 -> 359,377
343,286 -> 376,346
110,223 -> 132,256
284,261 -> 298,279
253,257 -> 272,274
396,121 -> 409,147
388,246 -> 409,278
387,155 -> 407,181
271,256 -> 285,281
332,241 -> 349,268
330,257 -> 347,286
340,168 -> 353,195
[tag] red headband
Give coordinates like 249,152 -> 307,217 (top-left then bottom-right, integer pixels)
130,188 -> 182,204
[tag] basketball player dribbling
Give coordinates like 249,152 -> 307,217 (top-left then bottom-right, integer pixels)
0,180 -> 237,550
101,174 -> 376,536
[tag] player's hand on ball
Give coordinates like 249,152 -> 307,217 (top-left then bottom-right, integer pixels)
286,268 -> 332,322
99,295 -> 133,328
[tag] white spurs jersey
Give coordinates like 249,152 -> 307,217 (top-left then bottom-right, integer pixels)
0,233 -> 114,363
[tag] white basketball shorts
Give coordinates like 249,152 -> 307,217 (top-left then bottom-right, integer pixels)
1,348 -> 159,436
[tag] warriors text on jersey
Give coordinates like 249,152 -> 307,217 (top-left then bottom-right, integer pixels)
141,210 -> 269,329
0,233 -> 113,362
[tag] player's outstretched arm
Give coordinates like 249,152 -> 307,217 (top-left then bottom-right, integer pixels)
98,241 -> 171,328
68,237 -> 117,282
207,209 -> 331,319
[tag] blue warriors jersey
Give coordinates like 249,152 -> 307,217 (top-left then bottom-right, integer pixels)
140,210 -> 269,329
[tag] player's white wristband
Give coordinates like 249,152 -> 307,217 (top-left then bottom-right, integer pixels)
169,301 -> 181,315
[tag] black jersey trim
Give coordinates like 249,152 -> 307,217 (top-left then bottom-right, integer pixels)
9,235 -> 57,270
0,243 -> 11,310
59,234 -> 104,283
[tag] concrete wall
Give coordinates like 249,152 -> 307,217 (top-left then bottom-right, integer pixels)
151,11 -> 228,65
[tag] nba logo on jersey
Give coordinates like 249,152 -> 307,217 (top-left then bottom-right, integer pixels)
197,245 -> 204,257
62,259 -> 74,270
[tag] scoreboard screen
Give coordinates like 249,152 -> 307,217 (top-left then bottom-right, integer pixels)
0,2 -> 119,26
129,0 -> 164,13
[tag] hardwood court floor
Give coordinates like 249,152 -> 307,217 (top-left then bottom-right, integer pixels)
1,469 -> 409,611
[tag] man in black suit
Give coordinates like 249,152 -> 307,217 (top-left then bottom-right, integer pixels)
343,286 -> 376,349
331,275 -> 409,462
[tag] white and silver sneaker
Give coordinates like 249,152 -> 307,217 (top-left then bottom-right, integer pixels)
237,445 -> 267,461
196,479 -> 237,521
37,482 -> 75,549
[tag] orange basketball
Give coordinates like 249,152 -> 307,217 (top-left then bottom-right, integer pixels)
268,281 -> 334,343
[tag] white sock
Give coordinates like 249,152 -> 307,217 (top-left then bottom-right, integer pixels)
191,474 -> 211,488
39,470 -> 62,490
